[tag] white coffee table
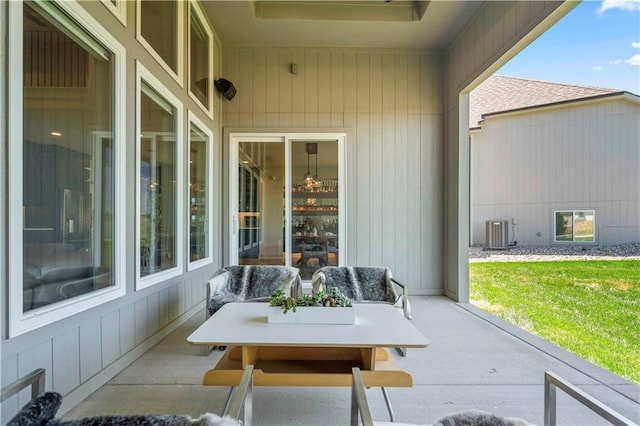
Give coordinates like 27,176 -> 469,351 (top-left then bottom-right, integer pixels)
188,302 -> 428,386
188,302 -> 429,422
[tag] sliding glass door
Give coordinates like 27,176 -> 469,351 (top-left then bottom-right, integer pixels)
237,139 -> 285,265
290,140 -> 340,279
229,133 -> 345,280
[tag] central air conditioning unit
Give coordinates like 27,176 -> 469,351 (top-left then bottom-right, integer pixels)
486,220 -> 509,249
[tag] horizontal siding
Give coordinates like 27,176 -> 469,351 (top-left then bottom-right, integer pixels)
223,47 -> 445,293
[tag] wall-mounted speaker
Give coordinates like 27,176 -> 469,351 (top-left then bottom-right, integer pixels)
214,78 -> 237,101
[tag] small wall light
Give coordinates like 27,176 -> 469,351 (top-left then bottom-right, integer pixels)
290,63 -> 298,75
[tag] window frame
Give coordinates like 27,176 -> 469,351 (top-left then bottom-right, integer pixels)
188,0 -> 214,117
136,61 -> 185,290
553,209 -> 597,244
136,0 -> 184,87
100,0 -> 126,26
7,0 -> 127,337
187,112 -> 214,271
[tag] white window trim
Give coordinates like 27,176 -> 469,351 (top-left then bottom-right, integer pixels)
552,209 -> 597,244
227,132 -> 347,269
100,0 -> 126,26
187,111 -> 214,271
188,0 -> 214,117
136,0 -> 184,87
8,0 -> 127,337
136,62 -> 185,290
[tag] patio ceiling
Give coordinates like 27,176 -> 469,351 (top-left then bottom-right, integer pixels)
199,0 -> 484,49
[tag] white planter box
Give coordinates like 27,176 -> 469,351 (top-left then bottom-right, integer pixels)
268,306 -> 355,324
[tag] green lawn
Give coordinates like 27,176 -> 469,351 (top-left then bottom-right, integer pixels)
469,260 -> 640,384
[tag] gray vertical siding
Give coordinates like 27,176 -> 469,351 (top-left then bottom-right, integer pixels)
1,1 -> 221,421
0,0 -> 578,421
444,1 -> 572,301
221,47 -> 445,295
471,98 -> 640,246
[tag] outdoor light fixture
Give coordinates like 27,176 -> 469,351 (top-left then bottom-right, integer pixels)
214,78 -> 236,100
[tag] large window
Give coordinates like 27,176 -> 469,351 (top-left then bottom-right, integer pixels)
137,0 -> 183,85
554,210 -> 596,243
188,114 -> 213,269
188,0 -> 213,115
136,63 -> 184,288
8,0 -> 126,336
100,0 -> 126,25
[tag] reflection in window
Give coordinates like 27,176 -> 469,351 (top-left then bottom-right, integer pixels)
101,0 -> 126,24
554,210 -> 595,243
190,3 -> 210,109
140,0 -> 178,72
189,123 -> 209,263
22,3 -> 115,312
139,82 -> 177,276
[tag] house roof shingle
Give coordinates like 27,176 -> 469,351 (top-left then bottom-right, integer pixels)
469,75 -> 621,128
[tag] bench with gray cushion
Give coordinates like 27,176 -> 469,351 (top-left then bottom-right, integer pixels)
206,265 -> 303,318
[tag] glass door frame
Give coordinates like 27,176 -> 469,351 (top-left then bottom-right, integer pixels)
228,132 -> 346,270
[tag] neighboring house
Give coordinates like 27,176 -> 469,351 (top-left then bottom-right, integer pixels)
0,1 -> 577,421
470,75 -> 640,247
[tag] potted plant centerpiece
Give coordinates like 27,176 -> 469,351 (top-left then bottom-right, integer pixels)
268,287 -> 355,324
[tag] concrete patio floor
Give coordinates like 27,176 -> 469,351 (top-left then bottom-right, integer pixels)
62,296 -> 640,425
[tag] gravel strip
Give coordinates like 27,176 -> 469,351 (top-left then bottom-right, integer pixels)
469,242 -> 640,262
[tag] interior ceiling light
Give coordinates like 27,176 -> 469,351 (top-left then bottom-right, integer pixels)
302,143 -> 316,185
253,1 -> 429,22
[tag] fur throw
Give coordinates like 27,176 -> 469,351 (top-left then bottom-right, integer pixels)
312,266 -> 398,303
208,265 -> 302,315
7,392 -> 62,426
433,410 -> 531,426
7,391 -> 242,426
48,413 -> 241,425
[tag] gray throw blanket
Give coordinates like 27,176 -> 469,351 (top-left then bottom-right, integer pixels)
313,266 -> 397,303
8,392 -> 239,425
207,265 -> 301,316
433,410 -> 531,426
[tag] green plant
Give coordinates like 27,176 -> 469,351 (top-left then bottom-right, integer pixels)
270,286 -> 353,314
269,287 -> 298,314
327,286 -> 353,307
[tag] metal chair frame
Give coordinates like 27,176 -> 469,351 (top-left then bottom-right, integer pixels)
222,365 -> 254,426
544,371 -> 635,426
1,368 -> 45,403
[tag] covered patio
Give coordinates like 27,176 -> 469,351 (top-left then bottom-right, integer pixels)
5,1 -> 635,424
61,296 -> 639,425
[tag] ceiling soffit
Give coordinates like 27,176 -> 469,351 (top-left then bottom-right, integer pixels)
252,1 -> 430,22
200,1 -> 483,50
